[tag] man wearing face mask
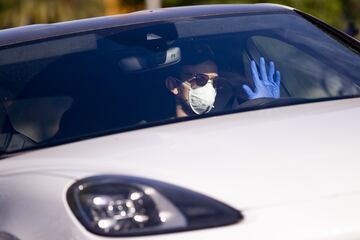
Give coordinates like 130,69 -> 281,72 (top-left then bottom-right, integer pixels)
165,46 -> 281,117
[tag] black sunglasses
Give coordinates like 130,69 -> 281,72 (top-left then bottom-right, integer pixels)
187,73 -> 218,87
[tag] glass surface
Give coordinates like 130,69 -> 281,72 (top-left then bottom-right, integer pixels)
0,12 -> 359,153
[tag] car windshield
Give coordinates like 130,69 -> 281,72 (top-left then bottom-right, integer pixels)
0,11 -> 360,154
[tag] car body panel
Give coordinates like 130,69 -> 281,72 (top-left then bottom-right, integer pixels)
1,98 -> 360,209
1,98 -> 360,239
1,172 -> 360,240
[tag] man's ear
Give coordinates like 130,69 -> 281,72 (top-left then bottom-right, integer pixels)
165,76 -> 179,95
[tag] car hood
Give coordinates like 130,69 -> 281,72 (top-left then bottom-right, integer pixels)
1,98 -> 360,210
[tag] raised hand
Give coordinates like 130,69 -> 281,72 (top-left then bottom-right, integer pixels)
242,57 -> 281,99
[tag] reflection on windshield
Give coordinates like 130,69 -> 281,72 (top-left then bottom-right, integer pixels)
0,12 -> 359,153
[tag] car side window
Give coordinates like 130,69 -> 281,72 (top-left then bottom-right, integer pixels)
247,36 -> 360,98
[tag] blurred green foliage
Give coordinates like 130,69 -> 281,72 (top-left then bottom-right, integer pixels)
0,0 -> 104,28
163,0 -> 360,37
0,0 -> 143,28
164,0 -> 359,29
0,0 -> 358,38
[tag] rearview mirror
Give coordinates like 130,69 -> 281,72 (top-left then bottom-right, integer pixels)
118,47 -> 181,72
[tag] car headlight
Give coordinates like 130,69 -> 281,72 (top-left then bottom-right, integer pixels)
67,175 -> 242,237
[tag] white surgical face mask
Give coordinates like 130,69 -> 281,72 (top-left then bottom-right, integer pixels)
187,82 -> 217,115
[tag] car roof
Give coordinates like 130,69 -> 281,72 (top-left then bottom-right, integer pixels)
0,4 -> 292,48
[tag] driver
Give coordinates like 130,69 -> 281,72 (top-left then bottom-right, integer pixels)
165,46 -> 281,117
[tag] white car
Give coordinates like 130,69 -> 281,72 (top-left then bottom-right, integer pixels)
0,4 -> 360,240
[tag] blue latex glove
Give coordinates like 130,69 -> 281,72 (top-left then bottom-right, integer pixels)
242,57 -> 281,99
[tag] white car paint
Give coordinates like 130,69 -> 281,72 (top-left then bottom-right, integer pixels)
1,98 -> 360,239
